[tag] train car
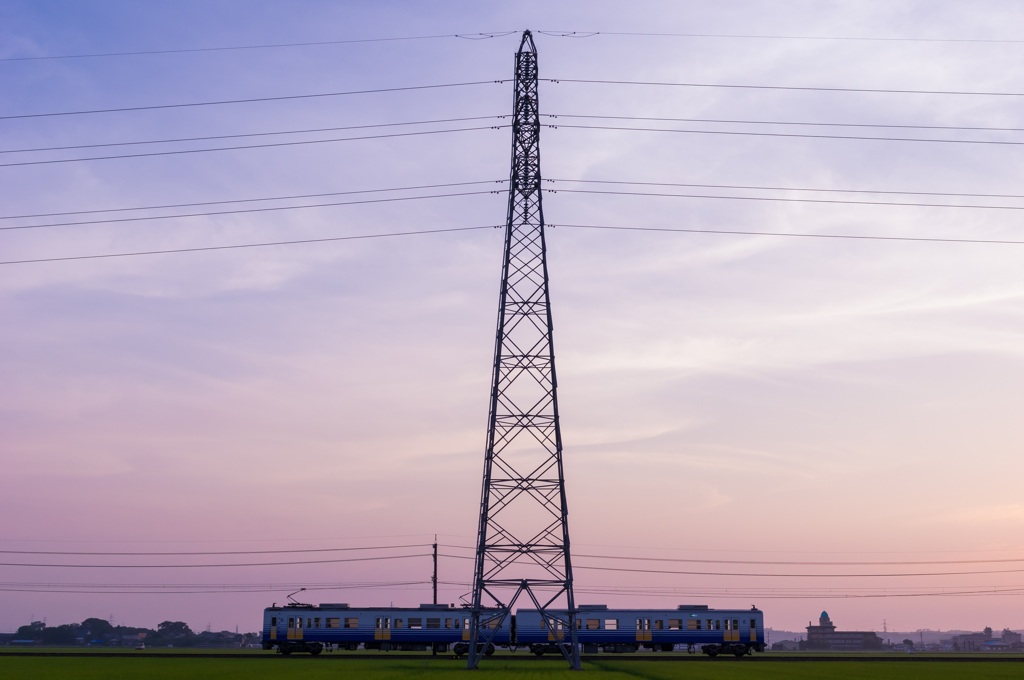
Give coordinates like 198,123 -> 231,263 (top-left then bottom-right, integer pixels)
263,601 -> 764,658
262,602 -> 506,655
515,604 -> 765,657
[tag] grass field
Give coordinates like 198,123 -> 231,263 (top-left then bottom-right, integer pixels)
2,656 -> 1024,679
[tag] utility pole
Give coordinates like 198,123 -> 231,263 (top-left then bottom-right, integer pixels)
467,29 -> 580,670
432,538 -> 438,605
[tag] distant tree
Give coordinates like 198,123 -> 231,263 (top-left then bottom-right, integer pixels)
902,639 -> 914,649
41,624 -> 78,645
984,627 -> 993,639
157,621 -> 194,638
80,617 -> 114,640
15,622 -> 44,640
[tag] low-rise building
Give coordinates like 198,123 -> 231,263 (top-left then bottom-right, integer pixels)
801,611 -> 883,651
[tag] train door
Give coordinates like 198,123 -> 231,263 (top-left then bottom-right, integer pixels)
375,616 -> 391,641
635,618 -> 651,642
749,618 -> 757,643
286,615 -> 303,641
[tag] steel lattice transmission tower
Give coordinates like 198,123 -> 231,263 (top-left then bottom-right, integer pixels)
467,30 -> 580,670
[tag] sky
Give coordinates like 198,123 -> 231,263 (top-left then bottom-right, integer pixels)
2,0 -> 1024,636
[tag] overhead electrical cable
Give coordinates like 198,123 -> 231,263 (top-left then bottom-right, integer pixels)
544,113 -> 1024,133
5,29 -> 1016,63
439,544 -> 1024,566
0,582 -> 431,594
547,122 -> 1024,146
0,553 -> 429,568
547,178 -> 1024,201
0,195 -> 497,236
0,543 -> 430,556
1,190 -> 502,231
0,225 -> 499,266
544,187 -> 1024,210
553,223 -> 1024,246
0,116 -> 505,154
572,564 -> 1024,578
0,180 -> 507,220
0,81 -> 503,120
545,77 -> 1024,97
538,30 -> 1024,45
0,126 -> 507,167
5,220 -> 1022,267
0,32 -> 518,62
437,552 -> 1024,577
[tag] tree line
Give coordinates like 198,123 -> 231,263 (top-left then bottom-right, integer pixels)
8,617 -> 259,648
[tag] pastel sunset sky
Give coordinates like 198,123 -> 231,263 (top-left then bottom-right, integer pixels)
2,0 -> 1023,635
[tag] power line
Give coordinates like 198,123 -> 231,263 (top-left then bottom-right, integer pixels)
547,178 -> 1024,201
553,223 -> 1024,245
4,219 -> 1019,268
548,123 -> 1024,146
0,553 -> 429,569
0,543 -> 430,556
0,225 -> 498,266
0,581 -> 431,594
538,30 -> 1024,45
0,81 -> 503,120
0,126 -> 506,168
6,29 -> 1017,64
546,77 -> 1024,97
0,32 -> 519,62
2,190 -> 501,231
439,544 -> 1024,566
545,113 -> 1024,134
0,180 -> 506,220
572,563 -> 1024,578
0,116 -> 505,154
545,187 -> 1024,210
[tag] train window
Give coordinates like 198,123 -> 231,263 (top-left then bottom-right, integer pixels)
326,618 -> 340,629
586,619 -> 600,630
394,619 -> 403,629
427,618 -> 441,629
409,618 -> 422,630
575,619 -> 581,629
733,620 -> 739,632
445,618 -> 453,629
288,617 -> 295,629
669,619 -> 681,630
306,619 -> 311,628
604,619 -> 618,630
464,619 -> 471,630
270,617 -> 277,627
313,618 -> 321,629
706,619 -> 712,630
750,619 -> 757,630
724,619 -> 730,631
344,618 -> 358,629
715,620 -> 721,631
654,620 -> 663,630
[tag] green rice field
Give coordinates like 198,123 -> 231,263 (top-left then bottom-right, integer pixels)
2,654 -> 1024,680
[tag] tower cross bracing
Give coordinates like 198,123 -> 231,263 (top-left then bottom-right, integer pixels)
467,30 -> 580,670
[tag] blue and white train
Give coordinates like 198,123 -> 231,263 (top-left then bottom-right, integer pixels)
262,602 -> 765,657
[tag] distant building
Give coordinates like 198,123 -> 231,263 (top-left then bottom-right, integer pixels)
950,632 -> 989,652
801,611 -> 883,651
